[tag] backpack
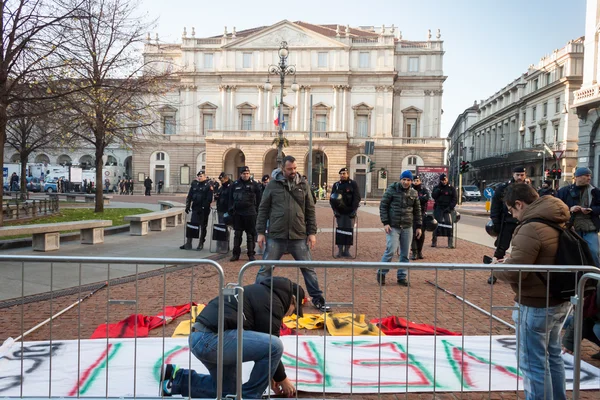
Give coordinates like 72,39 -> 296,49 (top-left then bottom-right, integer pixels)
521,218 -> 596,300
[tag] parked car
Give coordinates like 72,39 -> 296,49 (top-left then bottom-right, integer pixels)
44,179 -> 58,193
26,177 -> 42,192
462,185 -> 482,202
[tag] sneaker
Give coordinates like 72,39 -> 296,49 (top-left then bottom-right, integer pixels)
159,364 -> 178,396
376,273 -> 386,286
179,243 -> 192,250
313,298 -> 331,312
488,276 -> 497,285
397,279 -> 409,287
230,255 -> 240,262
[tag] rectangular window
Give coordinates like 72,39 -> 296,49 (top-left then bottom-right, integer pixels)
318,52 -> 328,67
356,116 -> 368,137
532,106 -> 537,121
533,79 -> 538,91
530,129 -> 536,147
406,118 -> 417,137
543,102 -> 548,117
204,53 -> 213,68
553,125 -> 559,144
316,115 -> 327,131
546,72 -> 552,85
359,52 -> 370,68
542,127 -> 547,142
243,53 -> 252,68
408,57 -> 419,72
558,65 -> 564,78
202,114 -> 213,135
282,112 -> 290,130
555,96 -> 561,114
241,114 -> 253,130
163,116 -> 175,135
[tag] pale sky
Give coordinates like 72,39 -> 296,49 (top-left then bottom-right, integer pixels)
139,0 -> 586,136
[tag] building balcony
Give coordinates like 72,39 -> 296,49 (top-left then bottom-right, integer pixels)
349,136 -> 445,147
204,130 -> 348,143
573,83 -> 600,109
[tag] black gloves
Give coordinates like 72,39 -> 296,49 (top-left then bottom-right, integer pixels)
185,207 -> 190,214
349,211 -> 357,218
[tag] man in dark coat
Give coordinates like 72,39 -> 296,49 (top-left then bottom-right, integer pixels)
159,277 -> 303,399
330,167 -> 361,258
431,173 -> 457,249
488,166 -> 527,283
229,166 -> 262,261
180,171 -> 213,250
538,180 -> 555,197
411,175 -> 430,260
143,176 -> 152,196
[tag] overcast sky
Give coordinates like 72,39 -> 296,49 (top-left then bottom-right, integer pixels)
139,0 -> 586,137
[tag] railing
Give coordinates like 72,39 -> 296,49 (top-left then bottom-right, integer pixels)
351,37 -> 379,44
1,197 -> 59,221
574,84 -> 600,106
205,130 -> 348,141
349,136 -> 446,146
397,41 -> 443,50
1,255 -> 598,399
195,39 -> 221,45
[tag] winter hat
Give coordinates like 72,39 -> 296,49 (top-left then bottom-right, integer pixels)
400,170 -> 413,181
574,167 -> 592,177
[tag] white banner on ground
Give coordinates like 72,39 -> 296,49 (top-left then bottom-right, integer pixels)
0,336 -> 598,396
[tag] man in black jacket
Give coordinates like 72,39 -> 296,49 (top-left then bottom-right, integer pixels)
330,167 -> 361,258
229,166 -> 262,261
143,176 -> 152,196
159,277 -> 303,399
180,171 -> 213,251
431,173 -> 457,249
411,175 -> 430,260
488,166 -> 527,283
538,180 -> 555,197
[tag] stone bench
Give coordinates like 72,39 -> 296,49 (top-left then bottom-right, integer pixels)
158,200 -> 186,210
124,208 -> 185,236
50,193 -> 112,205
0,220 -> 113,251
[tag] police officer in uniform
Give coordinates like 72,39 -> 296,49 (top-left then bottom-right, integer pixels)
330,167 -> 361,258
180,171 -> 213,251
488,166 -> 527,284
229,166 -> 262,261
215,172 -> 232,222
411,175 -> 430,259
431,173 -> 457,249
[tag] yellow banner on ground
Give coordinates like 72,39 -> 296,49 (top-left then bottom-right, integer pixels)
283,313 -> 325,330
172,305 -> 205,338
324,313 -> 383,336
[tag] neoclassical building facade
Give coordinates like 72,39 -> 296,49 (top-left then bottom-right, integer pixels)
136,20 -> 446,194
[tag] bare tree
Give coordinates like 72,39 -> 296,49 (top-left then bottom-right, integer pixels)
0,0 -> 81,225
56,0 -> 171,212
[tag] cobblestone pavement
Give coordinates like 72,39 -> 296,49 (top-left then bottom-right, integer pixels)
1,203 -> 598,399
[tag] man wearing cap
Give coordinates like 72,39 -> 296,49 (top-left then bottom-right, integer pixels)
229,166 -> 262,261
159,277 -> 303,399
556,167 -> 600,267
377,170 -> 422,286
261,174 -> 270,194
181,171 -> 213,251
431,173 -> 458,249
330,167 -> 361,258
487,166 -> 527,283
538,180 -> 556,197
411,175 -> 431,260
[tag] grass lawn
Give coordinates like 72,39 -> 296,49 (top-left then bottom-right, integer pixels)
1,208 -> 152,239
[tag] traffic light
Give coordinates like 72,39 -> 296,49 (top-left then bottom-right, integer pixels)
368,160 -> 376,173
460,161 -> 470,174
556,169 -> 562,179
551,169 -> 557,179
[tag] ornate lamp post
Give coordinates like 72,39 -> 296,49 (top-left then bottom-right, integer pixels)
264,41 -> 299,168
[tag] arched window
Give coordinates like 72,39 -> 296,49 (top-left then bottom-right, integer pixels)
402,155 -> 424,173
35,154 -> 50,164
105,155 -> 118,166
156,152 -> 166,161
196,152 -> 206,173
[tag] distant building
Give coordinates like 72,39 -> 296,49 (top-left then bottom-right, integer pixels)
448,38 -> 583,189
137,20 -> 446,193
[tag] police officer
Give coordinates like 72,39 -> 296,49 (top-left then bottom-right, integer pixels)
330,167 -> 361,258
488,166 -> 527,284
229,166 -> 262,261
215,172 -> 232,222
431,173 -> 457,249
180,171 -> 213,251
411,175 -> 430,260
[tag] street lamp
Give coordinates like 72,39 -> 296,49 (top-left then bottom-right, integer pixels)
265,41 -> 298,168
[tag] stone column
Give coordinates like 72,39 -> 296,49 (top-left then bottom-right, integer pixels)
342,85 -> 349,132
294,87 -> 301,130
219,85 -> 227,130
257,86 -> 263,129
229,86 -> 236,131
332,85 -> 338,131
266,88 -> 272,131
303,86 -> 311,131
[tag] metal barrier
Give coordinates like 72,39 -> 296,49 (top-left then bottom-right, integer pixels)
0,255 -> 225,400
236,260 -> 600,399
572,272 -> 600,399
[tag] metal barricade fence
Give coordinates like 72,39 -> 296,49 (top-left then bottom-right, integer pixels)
0,255 -> 225,400
573,272 -> 600,399
235,260 -> 600,400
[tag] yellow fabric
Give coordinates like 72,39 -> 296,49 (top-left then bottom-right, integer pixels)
283,313 -> 325,329
171,305 -> 205,338
324,313 -> 383,336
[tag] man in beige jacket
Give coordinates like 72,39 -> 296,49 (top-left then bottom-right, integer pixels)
493,183 -> 570,400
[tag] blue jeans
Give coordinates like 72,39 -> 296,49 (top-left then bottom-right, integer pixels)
172,329 -> 283,399
256,238 -> 323,301
576,230 -> 600,267
512,302 -> 569,400
377,227 -> 412,280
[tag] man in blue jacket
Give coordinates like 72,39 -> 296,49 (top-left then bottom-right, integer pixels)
556,167 -> 600,267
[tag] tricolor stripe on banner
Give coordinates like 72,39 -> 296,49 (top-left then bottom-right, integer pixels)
68,343 -> 122,396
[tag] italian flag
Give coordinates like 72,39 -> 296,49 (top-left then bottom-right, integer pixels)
274,97 -> 279,127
